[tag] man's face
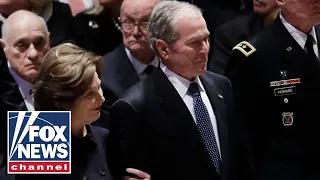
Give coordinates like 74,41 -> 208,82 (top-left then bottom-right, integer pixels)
120,0 -> 157,56
3,21 -> 50,83
282,0 -> 320,25
166,14 -> 210,80
253,0 -> 278,15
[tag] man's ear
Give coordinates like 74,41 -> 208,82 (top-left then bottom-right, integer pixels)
156,39 -> 170,60
0,39 -> 6,50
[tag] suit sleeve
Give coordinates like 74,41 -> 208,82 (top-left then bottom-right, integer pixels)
108,99 -> 151,179
226,48 -> 261,179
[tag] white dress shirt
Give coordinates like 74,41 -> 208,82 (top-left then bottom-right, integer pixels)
125,48 -> 159,80
7,61 -> 35,111
280,13 -> 319,58
160,62 -> 221,157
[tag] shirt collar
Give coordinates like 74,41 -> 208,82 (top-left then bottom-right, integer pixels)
7,61 -> 33,99
125,48 -> 159,75
160,61 -> 206,99
280,13 -> 318,49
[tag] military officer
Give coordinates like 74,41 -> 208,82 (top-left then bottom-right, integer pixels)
225,0 -> 320,180
208,0 -> 279,74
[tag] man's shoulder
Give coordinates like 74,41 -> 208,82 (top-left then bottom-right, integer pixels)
203,71 -> 232,90
103,44 -> 126,61
117,80 -> 146,107
101,44 -> 126,78
89,125 -> 109,142
230,22 -> 280,58
205,71 -> 229,82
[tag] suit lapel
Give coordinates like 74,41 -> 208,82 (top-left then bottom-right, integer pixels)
315,25 -> 320,56
3,82 -> 27,111
153,69 -> 213,158
0,64 -> 27,112
116,45 -> 140,94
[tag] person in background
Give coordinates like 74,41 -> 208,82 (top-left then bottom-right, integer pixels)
73,0 -> 123,55
226,0 -> 320,179
109,1 -> 253,180
182,0 -> 254,58
27,0 -> 92,49
96,0 -> 161,129
0,10 -> 51,180
16,42 -> 152,180
208,0 -> 279,74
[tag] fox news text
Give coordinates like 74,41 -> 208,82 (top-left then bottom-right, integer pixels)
8,111 -> 71,174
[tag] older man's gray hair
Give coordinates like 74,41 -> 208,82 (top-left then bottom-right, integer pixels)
148,1 -> 203,57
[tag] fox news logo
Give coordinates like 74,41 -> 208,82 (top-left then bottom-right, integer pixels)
8,111 -> 71,174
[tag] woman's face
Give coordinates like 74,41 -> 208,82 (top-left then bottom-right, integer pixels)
70,72 -> 105,125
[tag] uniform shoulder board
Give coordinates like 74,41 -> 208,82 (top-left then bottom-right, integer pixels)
232,41 -> 256,57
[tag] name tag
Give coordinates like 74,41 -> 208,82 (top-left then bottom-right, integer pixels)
274,86 -> 296,96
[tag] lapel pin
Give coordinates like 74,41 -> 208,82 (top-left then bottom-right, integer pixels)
286,46 -> 292,52
89,20 -> 99,29
284,98 -> 289,103
218,94 -> 223,99
279,70 -> 287,79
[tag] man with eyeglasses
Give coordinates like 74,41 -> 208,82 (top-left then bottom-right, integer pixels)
94,0 -> 161,129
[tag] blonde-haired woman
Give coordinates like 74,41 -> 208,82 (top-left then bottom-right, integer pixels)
16,43 -> 151,180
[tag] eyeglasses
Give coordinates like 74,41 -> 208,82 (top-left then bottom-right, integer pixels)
119,20 -> 149,32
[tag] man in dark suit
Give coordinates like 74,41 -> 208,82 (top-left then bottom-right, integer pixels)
226,0 -> 320,179
97,0 -> 161,129
0,10 -> 51,180
208,0 -> 279,74
0,0 -> 93,84
108,1 -> 253,180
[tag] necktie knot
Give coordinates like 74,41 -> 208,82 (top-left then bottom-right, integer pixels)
144,65 -> 154,75
188,82 -> 200,97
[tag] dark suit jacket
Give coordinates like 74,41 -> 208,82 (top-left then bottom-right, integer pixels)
108,68 -> 253,180
226,17 -> 320,180
0,62 -> 27,180
15,125 -> 114,180
95,44 -> 140,129
74,10 -> 122,55
208,14 -> 264,74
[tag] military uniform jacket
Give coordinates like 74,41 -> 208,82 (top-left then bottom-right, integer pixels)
208,13 -> 264,74
226,17 -> 320,180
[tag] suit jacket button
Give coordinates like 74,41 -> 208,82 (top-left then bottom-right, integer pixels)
81,175 -> 87,180
99,169 -> 106,176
